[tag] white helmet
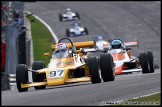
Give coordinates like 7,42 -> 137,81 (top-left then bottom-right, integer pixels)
98,36 -> 103,40
56,43 -> 68,51
66,8 -> 71,12
53,43 -> 69,59
74,22 -> 79,26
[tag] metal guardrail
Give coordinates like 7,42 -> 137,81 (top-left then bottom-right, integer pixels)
5,22 -> 20,75
1,1 -> 32,90
8,74 -> 16,90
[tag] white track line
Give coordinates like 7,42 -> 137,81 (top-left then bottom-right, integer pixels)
131,91 -> 160,100
113,91 -> 161,104
24,11 -> 58,43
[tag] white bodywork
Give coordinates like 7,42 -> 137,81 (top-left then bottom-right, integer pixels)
96,40 -> 109,51
62,12 -> 78,20
70,27 -> 85,35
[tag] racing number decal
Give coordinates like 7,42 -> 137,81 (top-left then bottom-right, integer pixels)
50,71 -> 56,77
49,70 -> 64,78
58,70 -> 63,76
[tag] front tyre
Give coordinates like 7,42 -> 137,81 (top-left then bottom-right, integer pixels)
84,27 -> 89,35
66,28 -> 70,37
147,50 -> 154,73
139,51 -> 150,74
16,64 -> 28,92
75,12 -> 80,19
99,53 -> 115,82
59,13 -> 63,21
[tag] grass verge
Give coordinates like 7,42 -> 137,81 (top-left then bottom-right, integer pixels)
107,93 -> 161,106
25,13 -> 54,66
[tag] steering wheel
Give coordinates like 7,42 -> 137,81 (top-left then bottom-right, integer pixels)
58,38 -> 76,54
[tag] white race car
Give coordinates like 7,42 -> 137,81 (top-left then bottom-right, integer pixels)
59,8 -> 80,21
66,22 -> 88,37
94,36 -> 109,52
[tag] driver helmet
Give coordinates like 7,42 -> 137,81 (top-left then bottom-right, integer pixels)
55,43 -> 69,57
111,39 -> 123,49
74,22 -> 79,27
98,36 -> 103,40
53,43 -> 70,59
56,43 -> 68,51
66,8 -> 71,12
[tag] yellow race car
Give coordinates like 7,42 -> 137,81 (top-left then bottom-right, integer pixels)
16,38 -> 115,92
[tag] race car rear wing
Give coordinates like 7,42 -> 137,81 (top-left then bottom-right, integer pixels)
124,40 -> 140,52
124,42 -> 138,47
52,41 -> 94,51
124,40 -> 139,48
93,35 -> 107,40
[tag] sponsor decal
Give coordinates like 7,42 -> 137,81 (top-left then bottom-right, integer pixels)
56,61 -> 61,66
63,59 -> 74,65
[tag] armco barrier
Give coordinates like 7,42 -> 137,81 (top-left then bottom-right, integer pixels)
1,1 -> 27,91
8,74 -> 16,90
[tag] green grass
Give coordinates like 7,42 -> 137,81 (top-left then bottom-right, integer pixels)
26,13 -> 55,66
108,93 -> 161,106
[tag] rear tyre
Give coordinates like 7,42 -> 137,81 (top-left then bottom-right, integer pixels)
75,12 -> 80,19
88,57 -> 101,84
66,28 -> 70,37
16,64 -> 28,92
139,51 -> 150,74
83,58 -> 88,64
32,61 -> 46,89
147,50 -> 154,73
99,53 -> 115,82
59,13 -> 63,21
84,27 -> 89,35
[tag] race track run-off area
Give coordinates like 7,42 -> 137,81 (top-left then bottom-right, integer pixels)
2,1 -> 161,106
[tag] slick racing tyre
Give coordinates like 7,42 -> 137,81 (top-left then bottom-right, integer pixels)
99,53 -> 115,82
66,28 -> 70,37
139,51 -> 150,74
75,12 -> 80,19
84,27 -> 89,35
83,58 -> 88,64
32,61 -> 46,89
147,50 -> 155,73
16,64 -> 28,92
59,13 -> 63,21
88,56 -> 101,84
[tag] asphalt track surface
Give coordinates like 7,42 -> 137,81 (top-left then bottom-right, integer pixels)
2,70 -> 160,106
2,1 -> 161,106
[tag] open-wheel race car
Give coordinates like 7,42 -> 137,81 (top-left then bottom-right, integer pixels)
93,35 -> 109,52
105,39 -> 155,75
66,22 -> 88,37
59,8 -> 80,21
16,38 -> 115,92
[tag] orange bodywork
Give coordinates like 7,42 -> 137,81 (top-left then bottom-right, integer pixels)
111,53 -> 125,61
115,65 -> 125,75
110,40 -> 139,75
111,53 -> 127,75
